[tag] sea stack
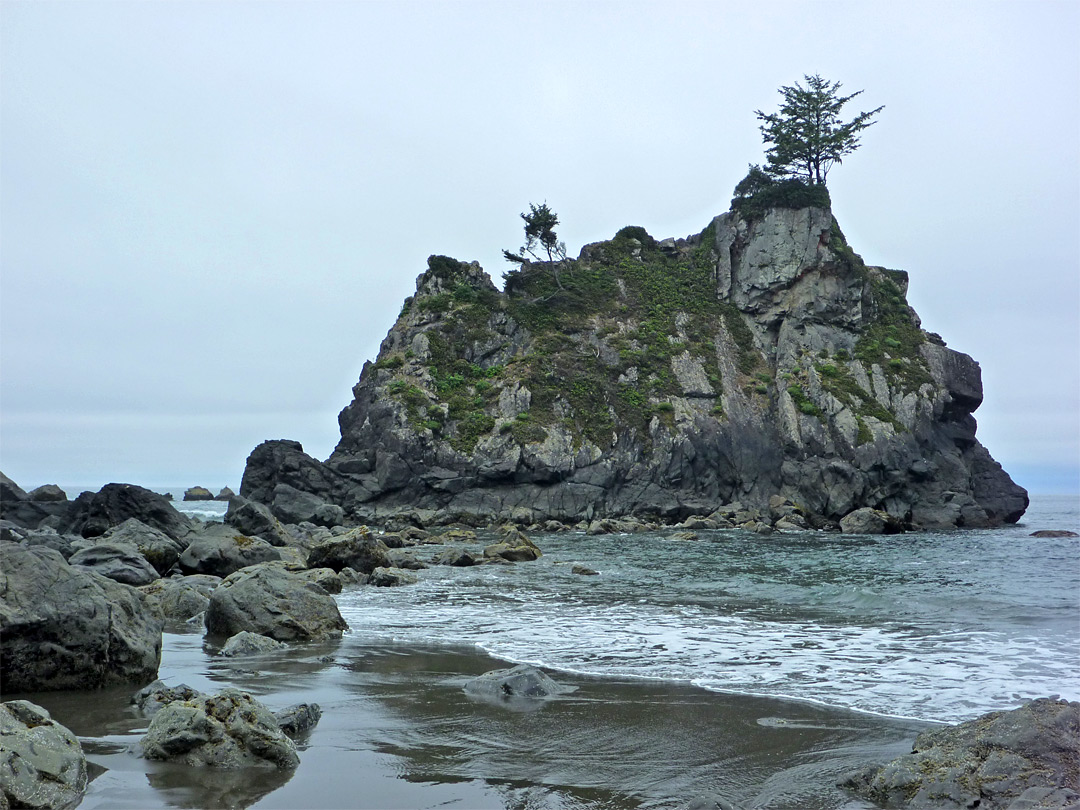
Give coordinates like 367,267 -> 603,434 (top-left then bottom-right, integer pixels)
238,198 -> 1027,530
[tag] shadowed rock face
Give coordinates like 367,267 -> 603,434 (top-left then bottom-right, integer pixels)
239,205 -> 1027,529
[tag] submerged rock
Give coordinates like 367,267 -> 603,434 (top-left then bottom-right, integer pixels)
132,680 -> 204,716
464,664 -> 576,702
220,631 -> 287,657
140,688 -> 299,769
0,700 -> 87,810
840,697 -> 1080,809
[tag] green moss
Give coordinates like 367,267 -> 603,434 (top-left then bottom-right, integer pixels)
787,383 -> 822,417
854,270 -> 934,392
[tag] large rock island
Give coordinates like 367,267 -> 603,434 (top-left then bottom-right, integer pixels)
239,196 -> 1027,530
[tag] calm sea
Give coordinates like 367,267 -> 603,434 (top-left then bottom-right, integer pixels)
317,494 -> 1080,724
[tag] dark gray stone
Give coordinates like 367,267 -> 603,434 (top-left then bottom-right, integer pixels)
58,483 -> 195,541
179,523 -> 282,577
273,703 -> 322,739
69,541 -> 161,586
0,543 -> 163,691
204,563 -> 347,642
464,664 -> 576,702
306,528 -> 390,574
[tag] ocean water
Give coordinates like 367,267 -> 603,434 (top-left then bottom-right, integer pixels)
333,494 -> 1080,724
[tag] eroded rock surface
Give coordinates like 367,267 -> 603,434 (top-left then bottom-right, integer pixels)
0,700 -> 87,810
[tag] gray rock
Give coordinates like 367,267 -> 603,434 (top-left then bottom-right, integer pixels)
0,543 -> 163,691
367,567 -> 417,587
571,564 -> 599,576
215,486 -> 236,501
179,523 -> 282,577
840,697 -> 1080,809
220,631 -> 287,657
27,484 -> 67,502
132,680 -> 204,715
464,664 -> 576,701
0,701 -> 87,810
1030,530 -> 1078,538
306,528 -> 390,574
140,688 -> 299,769
183,486 -> 215,501
0,473 -> 58,528
204,563 -> 347,642
69,541 -> 161,586
294,567 -> 343,594
224,497 -> 294,547
58,482 -> 195,541
273,703 -> 322,739
100,517 -> 187,575
840,507 -> 903,535
139,574 -> 221,621
483,533 -> 542,562
433,547 -> 480,567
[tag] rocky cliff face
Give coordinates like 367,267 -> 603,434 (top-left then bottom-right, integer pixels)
240,203 -> 1027,529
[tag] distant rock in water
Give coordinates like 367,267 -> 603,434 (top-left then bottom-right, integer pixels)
238,200 -> 1027,530
1030,529 -> 1078,537
184,486 -> 215,501
28,483 -> 68,502
215,486 -> 236,501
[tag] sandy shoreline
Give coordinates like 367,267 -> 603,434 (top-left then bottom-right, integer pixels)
7,627 -> 934,810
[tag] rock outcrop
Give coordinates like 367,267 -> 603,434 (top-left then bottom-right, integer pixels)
58,483 -> 195,541
0,701 -> 87,810
238,202 -> 1027,530
0,543 -> 163,691
841,697 -> 1080,809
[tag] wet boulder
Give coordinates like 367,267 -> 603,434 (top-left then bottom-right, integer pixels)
0,543 -> 163,691
483,531 -> 542,562
204,562 -> 347,642
433,547 -> 480,567
306,527 -> 390,574
273,703 -> 322,739
179,524 -> 283,577
0,700 -> 87,810
840,697 -> 1080,809
69,541 -> 161,586
140,688 -> 299,769
367,567 -> 417,587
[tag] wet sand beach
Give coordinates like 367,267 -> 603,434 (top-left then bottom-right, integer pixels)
11,628 -> 932,810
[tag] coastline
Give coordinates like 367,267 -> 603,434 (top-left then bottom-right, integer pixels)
11,630 -> 932,810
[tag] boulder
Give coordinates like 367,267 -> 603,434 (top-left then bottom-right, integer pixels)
69,541 -> 161,586
139,575 -> 221,621
0,701 -> 87,810
132,680 -> 204,716
483,533 -> 542,562
220,631 -> 287,657
273,703 -> 322,739
13,527 -> 81,559
0,473 -> 53,528
100,517 -> 187,575
58,483 -> 194,541
0,543 -> 163,691
293,567 -> 343,594
306,528 -> 390,574
571,564 -> 599,576
224,497 -> 295,548
27,484 -> 68,502
1030,530 -> 1078,538
433,547 -> 480,567
179,524 -> 282,577
840,697 -> 1080,809
140,688 -> 299,769
215,486 -> 237,501
367,567 -> 418,587
183,486 -> 215,501
204,563 -> 348,642
463,664 -> 576,701
840,507 -> 903,535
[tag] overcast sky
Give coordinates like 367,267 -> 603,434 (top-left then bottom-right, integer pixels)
2,0 -> 1077,496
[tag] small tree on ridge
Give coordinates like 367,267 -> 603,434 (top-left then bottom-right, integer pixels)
756,74 -> 883,185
